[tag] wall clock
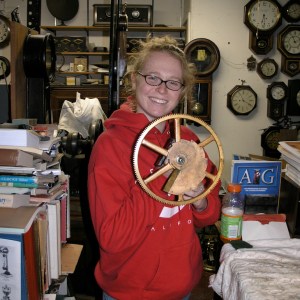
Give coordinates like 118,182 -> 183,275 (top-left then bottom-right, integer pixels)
184,38 -> 220,77
0,15 -> 10,47
261,126 -> 281,158
277,24 -> 300,77
282,0 -> 300,23
266,81 -> 288,120
244,0 -> 282,54
227,85 -> 257,115
0,56 -> 10,80
286,79 -> 300,116
257,58 -> 278,79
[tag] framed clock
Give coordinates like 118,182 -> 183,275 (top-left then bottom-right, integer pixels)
277,24 -> 300,77
266,81 -> 288,120
286,79 -> 300,116
184,38 -> 220,77
227,85 -> 257,116
0,56 -> 10,80
282,0 -> 300,23
257,58 -> 278,79
261,126 -> 281,158
0,15 -> 10,47
244,0 -> 282,55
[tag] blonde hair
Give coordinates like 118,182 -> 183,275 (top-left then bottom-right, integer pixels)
124,35 -> 196,111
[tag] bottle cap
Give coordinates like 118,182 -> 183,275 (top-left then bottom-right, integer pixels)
227,183 -> 241,193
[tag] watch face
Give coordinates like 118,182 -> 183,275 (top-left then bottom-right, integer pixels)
184,38 -> 220,77
283,29 -> 300,55
0,15 -> 10,46
246,0 -> 281,32
227,86 -> 257,115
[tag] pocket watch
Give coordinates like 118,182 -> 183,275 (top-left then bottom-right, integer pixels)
0,56 -> 10,79
266,82 -> 288,120
0,15 -> 10,47
282,0 -> 300,23
184,38 -> 220,77
257,58 -> 278,79
227,85 -> 257,115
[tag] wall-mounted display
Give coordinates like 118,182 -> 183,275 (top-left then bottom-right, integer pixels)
257,58 -> 278,79
227,85 -> 257,115
277,24 -> 300,77
0,15 -> 10,47
266,81 -> 288,120
0,56 -> 10,80
184,38 -> 220,77
282,0 -> 300,23
244,0 -> 282,54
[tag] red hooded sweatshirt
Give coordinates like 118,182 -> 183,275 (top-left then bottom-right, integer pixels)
88,102 -> 221,300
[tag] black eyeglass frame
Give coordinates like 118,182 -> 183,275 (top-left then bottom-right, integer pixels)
137,72 -> 184,91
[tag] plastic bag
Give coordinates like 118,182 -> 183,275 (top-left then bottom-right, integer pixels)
58,92 -> 107,138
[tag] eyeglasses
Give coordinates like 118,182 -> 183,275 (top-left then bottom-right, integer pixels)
137,72 -> 184,91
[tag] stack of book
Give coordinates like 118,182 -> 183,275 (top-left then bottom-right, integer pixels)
0,127 -> 64,207
278,141 -> 300,186
0,125 -> 76,297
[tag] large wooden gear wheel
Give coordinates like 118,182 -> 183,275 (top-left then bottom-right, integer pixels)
133,114 -> 224,206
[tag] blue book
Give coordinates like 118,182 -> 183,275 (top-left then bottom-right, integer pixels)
0,233 -> 27,300
231,158 -> 282,214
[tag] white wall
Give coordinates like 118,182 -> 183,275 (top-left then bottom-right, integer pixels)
186,0 -> 300,184
1,0 -> 299,185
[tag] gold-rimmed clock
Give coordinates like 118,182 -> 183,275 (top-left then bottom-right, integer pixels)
244,0 -> 282,55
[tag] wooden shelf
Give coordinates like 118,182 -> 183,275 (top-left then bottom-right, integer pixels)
41,25 -> 186,33
57,51 -> 109,56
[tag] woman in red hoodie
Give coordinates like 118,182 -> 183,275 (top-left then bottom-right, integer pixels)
88,35 -> 221,300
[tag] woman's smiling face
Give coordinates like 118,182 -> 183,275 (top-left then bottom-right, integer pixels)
133,51 -> 183,122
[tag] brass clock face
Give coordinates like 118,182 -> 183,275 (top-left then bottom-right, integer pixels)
227,85 -> 257,115
265,130 -> 280,150
184,38 -> 220,77
261,126 -> 281,158
257,58 -> 278,79
0,15 -> 10,47
283,0 -> 300,23
244,0 -> 282,33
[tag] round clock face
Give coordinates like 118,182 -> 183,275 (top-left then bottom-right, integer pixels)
257,59 -> 278,79
283,1 -> 300,22
0,15 -> 10,47
283,29 -> 300,55
246,0 -> 281,32
184,38 -> 220,77
0,56 -> 10,79
271,85 -> 286,100
227,86 -> 257,115
265,130 -> 280,150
